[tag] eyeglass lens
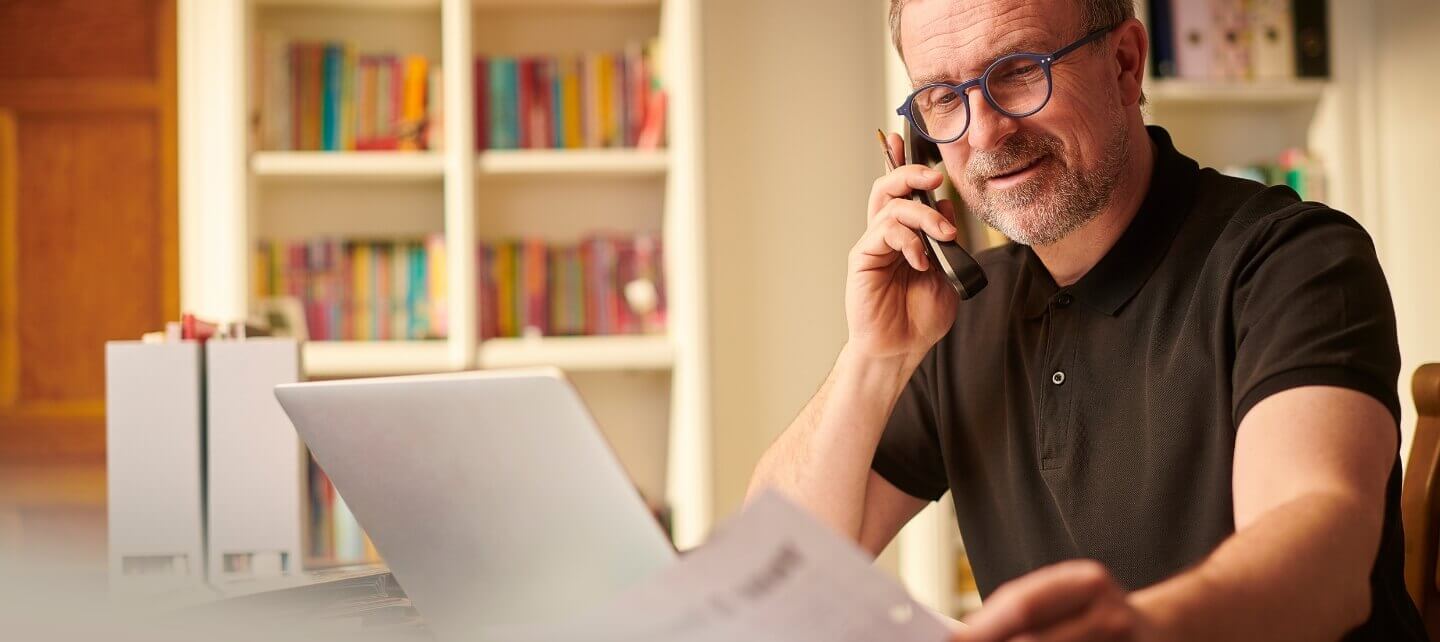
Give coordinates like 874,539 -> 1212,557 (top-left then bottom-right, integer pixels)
910,55 -> 1052,141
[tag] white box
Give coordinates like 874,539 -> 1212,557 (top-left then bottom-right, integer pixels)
106,341 -> 207,591
205,338 -> 304,582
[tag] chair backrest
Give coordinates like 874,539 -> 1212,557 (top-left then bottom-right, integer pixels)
1401,363 -> 1440,637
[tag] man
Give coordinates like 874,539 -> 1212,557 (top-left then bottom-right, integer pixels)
746,0 -> 1429,640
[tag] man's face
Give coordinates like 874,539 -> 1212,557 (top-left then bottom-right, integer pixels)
900,0 -> 1130,247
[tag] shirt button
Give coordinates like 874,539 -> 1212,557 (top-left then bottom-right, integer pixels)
1051,371 -> 1066,385
1055,293 -> 1074,308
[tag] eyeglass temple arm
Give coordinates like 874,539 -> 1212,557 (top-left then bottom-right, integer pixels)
1050,25 -> 1116,62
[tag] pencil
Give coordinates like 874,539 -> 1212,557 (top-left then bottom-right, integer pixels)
877,129 -> 900,172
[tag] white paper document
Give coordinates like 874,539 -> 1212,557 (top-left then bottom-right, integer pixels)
477,492 -> 953,642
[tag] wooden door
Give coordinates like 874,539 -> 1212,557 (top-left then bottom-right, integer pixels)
0,0 -> 178,570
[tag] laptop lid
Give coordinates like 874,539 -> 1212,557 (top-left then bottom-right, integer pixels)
274,368 -> 676,639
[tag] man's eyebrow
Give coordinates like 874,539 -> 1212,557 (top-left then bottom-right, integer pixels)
907,37 -> 1051,88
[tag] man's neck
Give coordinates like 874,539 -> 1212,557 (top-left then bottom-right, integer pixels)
1031,125 -> 1157,287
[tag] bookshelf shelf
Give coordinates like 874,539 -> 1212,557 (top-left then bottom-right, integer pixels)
252,152 -> 445,180
476,149 -> 669,177
473,0 -> 661,7
477,335 -> 673,371
254,0 -> 441,9
1147,79 -> 1328,105
303,340 -> 452,378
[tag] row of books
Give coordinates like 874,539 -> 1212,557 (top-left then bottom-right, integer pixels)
257,35 -> 443,152
1148,0 -> 1329,81
308,458 -> 380,564
1221,148 -> 1326,201
476,41 -> 666,151
253,237 -> 450,342
478,234 -> 666,339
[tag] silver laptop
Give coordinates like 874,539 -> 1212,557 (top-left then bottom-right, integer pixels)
273,368 -> 677,639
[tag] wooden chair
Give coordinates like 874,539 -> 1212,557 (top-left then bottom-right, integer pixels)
1401,363 -> 1440,638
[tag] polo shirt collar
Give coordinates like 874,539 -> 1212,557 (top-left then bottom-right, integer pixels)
1021,126 -> 1200,318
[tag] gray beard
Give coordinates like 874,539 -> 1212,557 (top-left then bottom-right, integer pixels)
964,113 -> 1129,247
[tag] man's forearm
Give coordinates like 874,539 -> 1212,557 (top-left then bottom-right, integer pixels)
746,345 -> 918,538
1135,490 -> 1381,641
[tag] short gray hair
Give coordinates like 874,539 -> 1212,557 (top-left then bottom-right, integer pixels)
887,0 -> 1136,61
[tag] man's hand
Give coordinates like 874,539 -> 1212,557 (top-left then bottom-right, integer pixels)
847,132 -> 960,363
952,560 -> 1159,642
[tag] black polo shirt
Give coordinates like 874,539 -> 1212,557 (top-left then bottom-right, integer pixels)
872,126 -> 1426,640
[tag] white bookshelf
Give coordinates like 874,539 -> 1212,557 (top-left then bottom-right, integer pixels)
879,0 -> 1366,620
303,340 -> 450,377
178,0 -> 712,547
477,335 -> 673,370
477,148 -> 669,176
1146,78 -> 1328,105
253,152 -> 445,179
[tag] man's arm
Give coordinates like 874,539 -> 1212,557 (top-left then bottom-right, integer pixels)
954,385 -> 1396,642
747,131 -> 958,552
746,346 -> 930,553
1135,385 -> 1393,639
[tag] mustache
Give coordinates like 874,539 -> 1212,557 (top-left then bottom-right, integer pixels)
966,131 -> 1063,183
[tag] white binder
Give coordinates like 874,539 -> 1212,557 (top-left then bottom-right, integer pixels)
1172,0 -> 1214,79
205,338 -> 304,582
1248,0 -> 1296,79
105,341 -> 207,591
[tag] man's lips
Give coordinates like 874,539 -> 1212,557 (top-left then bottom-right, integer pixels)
982,154 -> 1048,188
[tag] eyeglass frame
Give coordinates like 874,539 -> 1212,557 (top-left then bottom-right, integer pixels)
896,23 -> 1121,144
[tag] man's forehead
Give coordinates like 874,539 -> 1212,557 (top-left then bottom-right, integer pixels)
900,0 -> 1080,84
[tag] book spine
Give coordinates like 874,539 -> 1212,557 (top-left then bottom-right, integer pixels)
538,59 -> 556,149
474,56 -> 489,150
399,55 -> 428,151
497,242 -> 514,337
517,58 -> 533,149
414,241 -> 430,337
562,56 -> 583,149
427,64 -> 444,151
321,44 -> 342,151
427,234 -> 447,338
341,44 -> 357,150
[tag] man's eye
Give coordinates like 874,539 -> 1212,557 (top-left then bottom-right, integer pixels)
1003,64 -> 1042,82
922,90 -> 962,114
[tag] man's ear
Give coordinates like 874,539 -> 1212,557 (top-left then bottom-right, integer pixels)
1113,17 -> 1148,107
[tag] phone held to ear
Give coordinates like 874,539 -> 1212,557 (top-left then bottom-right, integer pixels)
875,127 -> 988,300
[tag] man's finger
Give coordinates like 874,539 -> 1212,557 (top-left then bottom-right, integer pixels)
880,197 -> 957,242
868,165 -> 945,220
1011,595 -> 1136,642
936,198 -> 958,226
887,131 -> 905,168
954,560 -> 1116,641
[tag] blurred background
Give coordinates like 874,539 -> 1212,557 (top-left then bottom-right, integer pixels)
0,0 -> 1436,622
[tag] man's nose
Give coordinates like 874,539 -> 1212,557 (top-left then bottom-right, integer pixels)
964,88 -> 1019,151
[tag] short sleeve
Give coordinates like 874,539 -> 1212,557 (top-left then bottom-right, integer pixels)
871,349 -> 950,501
1231,203 -> 1402,425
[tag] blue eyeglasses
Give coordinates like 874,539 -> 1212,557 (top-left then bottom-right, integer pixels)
897,24 -> 1119,144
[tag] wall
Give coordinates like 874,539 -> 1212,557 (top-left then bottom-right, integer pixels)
1375,0 -> 1440,447
700,0 -> 886,522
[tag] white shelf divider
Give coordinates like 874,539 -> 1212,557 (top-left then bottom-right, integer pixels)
1146,79 -> 1328,105
477,335 -> 674,371
253,0 -> 441,9
303,341 -> 453,378
252,152 -> 445,180
477,148 -> 669,177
